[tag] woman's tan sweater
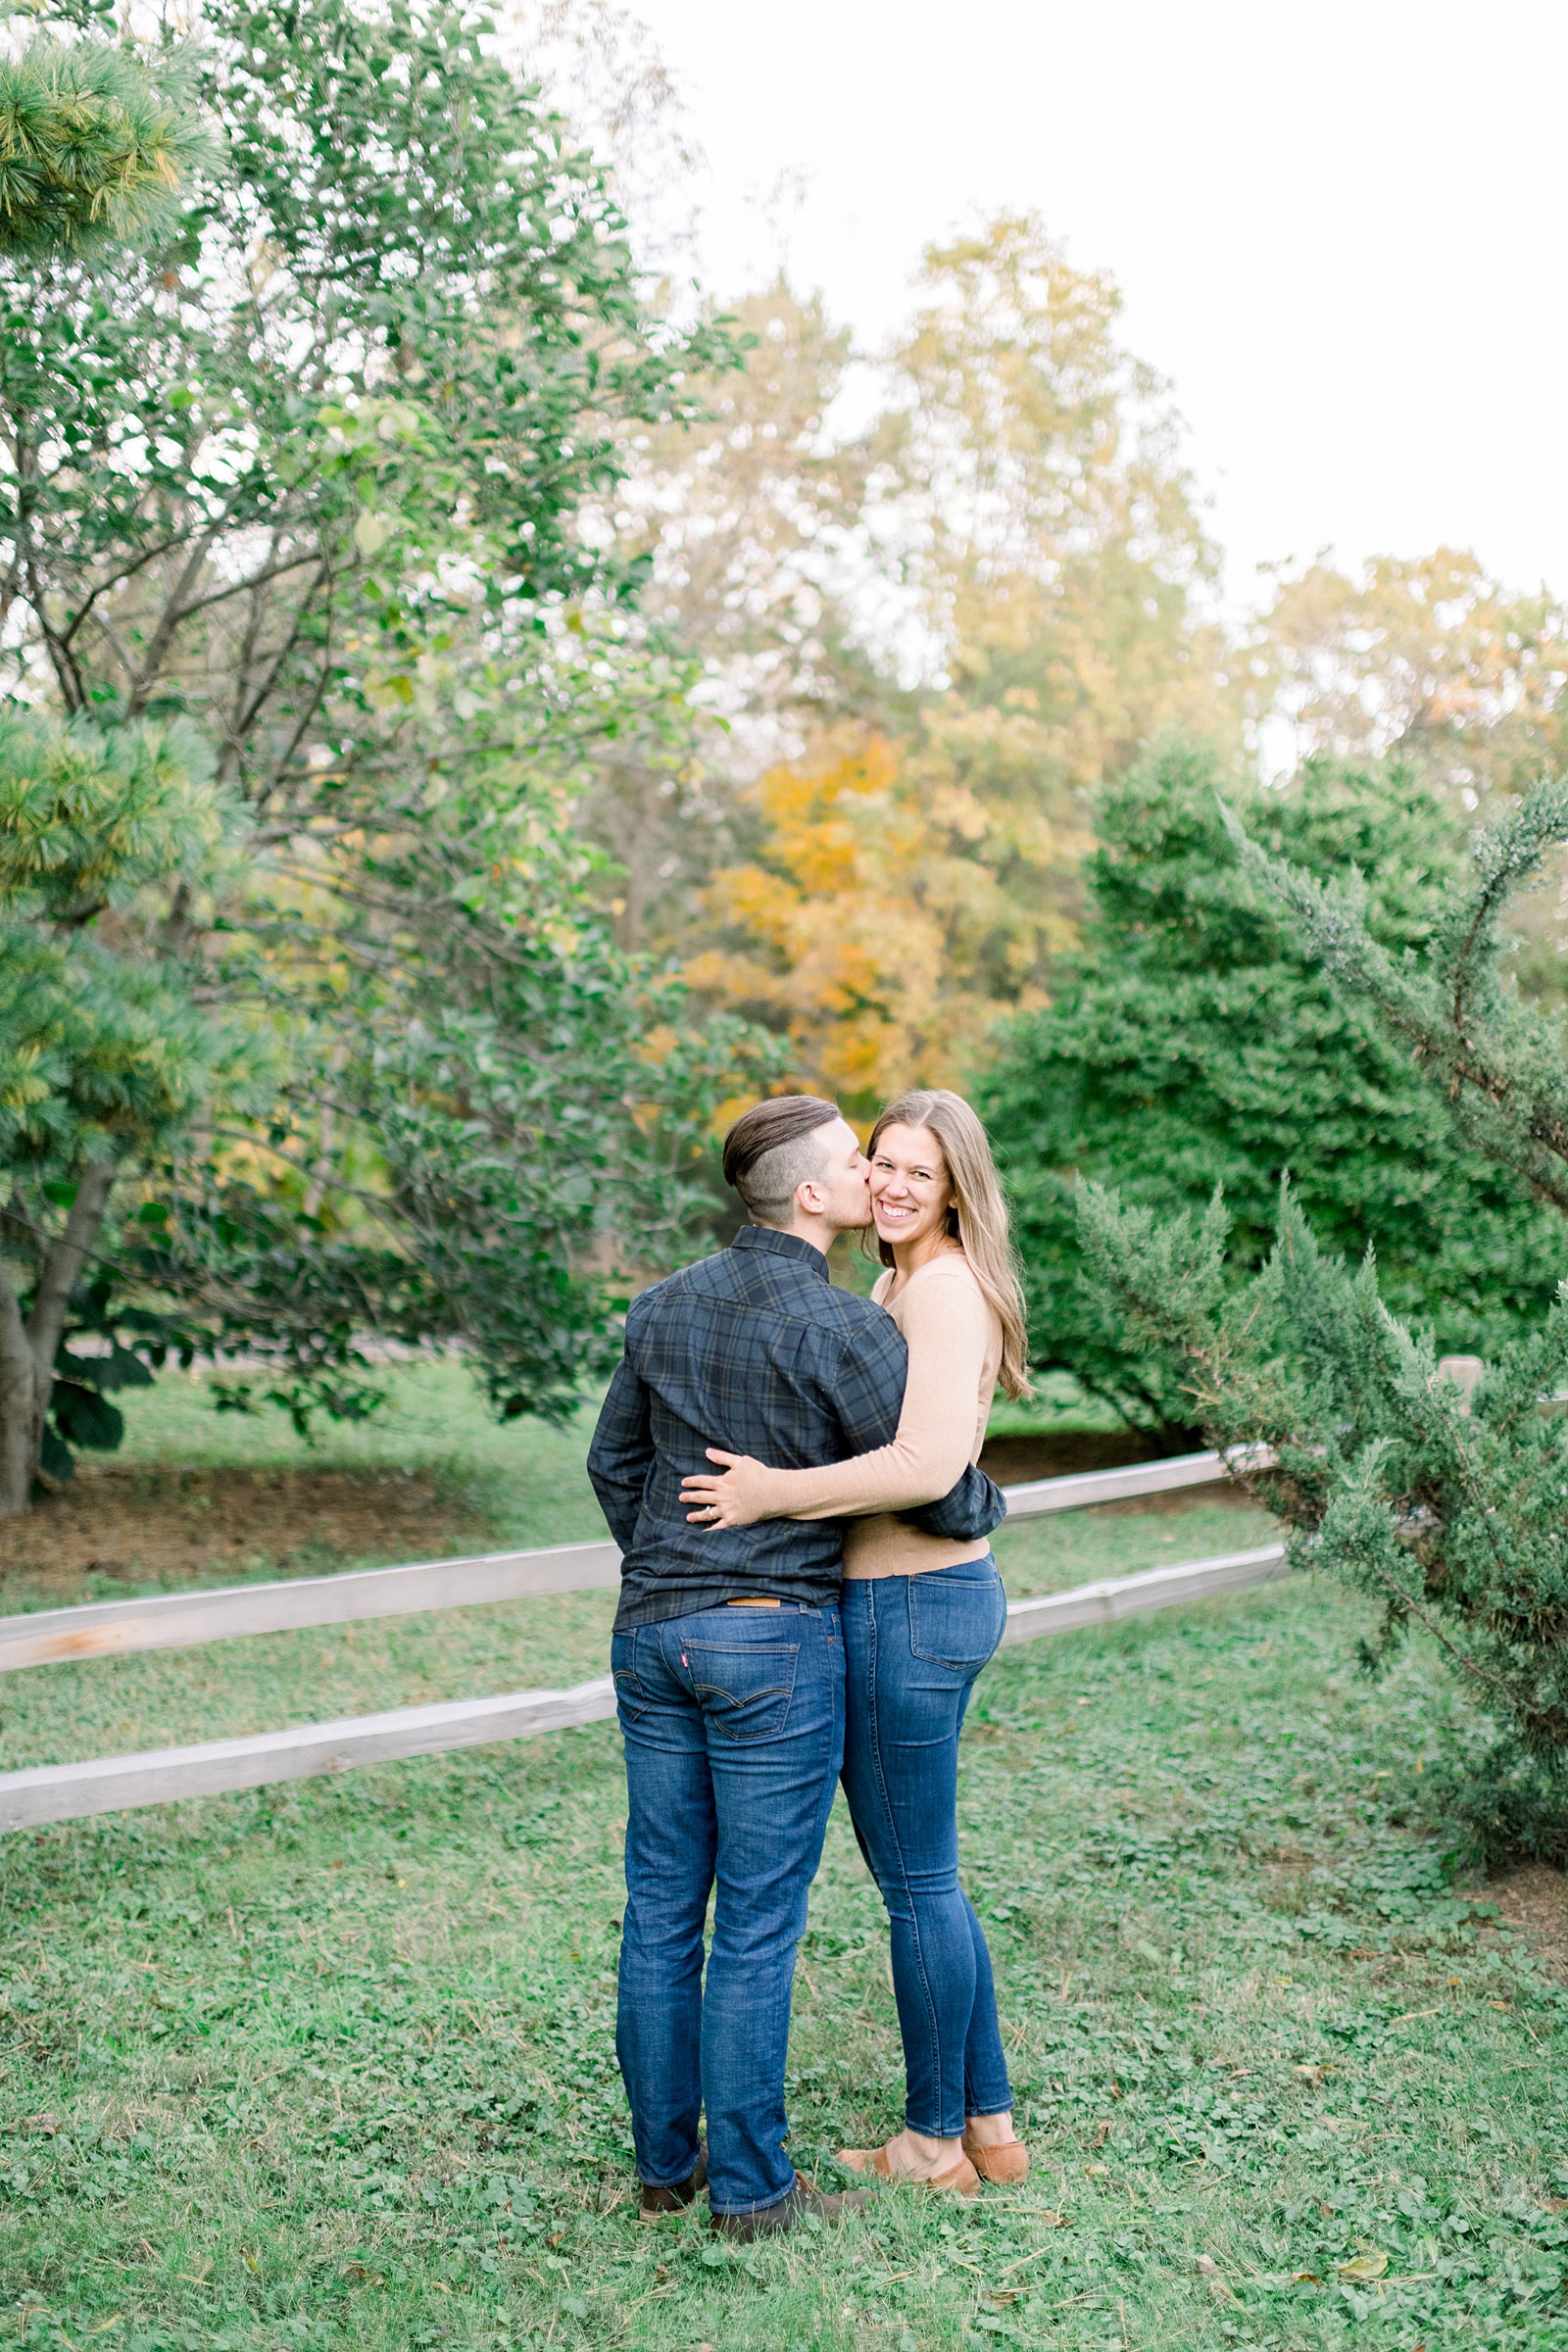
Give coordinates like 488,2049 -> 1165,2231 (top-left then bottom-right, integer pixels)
738,1248 -> 1003,1579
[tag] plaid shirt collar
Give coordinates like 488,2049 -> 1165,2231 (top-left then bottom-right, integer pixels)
728,1224 -> 831,1281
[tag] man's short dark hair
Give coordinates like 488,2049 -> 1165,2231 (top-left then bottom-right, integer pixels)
722,1096 -> 840,1227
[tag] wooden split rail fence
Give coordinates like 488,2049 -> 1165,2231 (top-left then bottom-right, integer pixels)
0,1448 -> 1288,1835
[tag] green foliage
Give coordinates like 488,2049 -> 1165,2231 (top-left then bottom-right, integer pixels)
3,0 -> 732,734
1075,1167 -> 1568,1861
0,0 -> 765,1495
0,710 -> 243,1185
982,743 -> 1567,1430
0,33 -> 212,257
0,705 -> 230,918
1224,773 -> 1568,1214
0,707 -> 248,1494
1065,765 -> 1568,1862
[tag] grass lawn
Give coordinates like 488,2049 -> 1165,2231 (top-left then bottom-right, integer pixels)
2,1372 -> 1567,2349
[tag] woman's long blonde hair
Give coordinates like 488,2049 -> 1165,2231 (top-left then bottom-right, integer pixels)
867,1088 -> 1033,1400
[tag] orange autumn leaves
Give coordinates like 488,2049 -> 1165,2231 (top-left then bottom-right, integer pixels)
686,734 -> 1012,1121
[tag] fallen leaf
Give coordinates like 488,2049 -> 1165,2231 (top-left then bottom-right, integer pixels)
1092,2121 -> 1112,2147
1337,2251 -> 1389,2281
1293,2064 -> 1325,2084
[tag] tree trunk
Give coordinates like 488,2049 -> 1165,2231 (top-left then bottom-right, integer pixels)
0,1160 -> 117,1517
0,1259 -> 35,1517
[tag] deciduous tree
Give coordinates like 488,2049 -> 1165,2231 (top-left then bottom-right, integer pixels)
884,215 -> 1240,1003
578,280 -> 890,953
686,734 -> 956,1118
0,0 -> 768,1509
679,220 -> 1243,1095
1254,547 -> 1568,806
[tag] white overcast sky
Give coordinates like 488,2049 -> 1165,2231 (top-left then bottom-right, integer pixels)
615,0 -> 1567,615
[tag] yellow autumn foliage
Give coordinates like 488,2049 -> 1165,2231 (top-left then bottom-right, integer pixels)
686,734 -> 1002,1120
682,220 -> 1242,1107
1255,546 -> 1568,803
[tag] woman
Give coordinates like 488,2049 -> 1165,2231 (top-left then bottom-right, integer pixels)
680,1088 -> 1032,2196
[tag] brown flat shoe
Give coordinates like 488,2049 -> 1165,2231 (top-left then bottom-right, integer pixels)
710,2173 -> 869,2241
961,2131 -> 1030,2184
638,2147 -> 707,2220
839,2142 -> 980,2196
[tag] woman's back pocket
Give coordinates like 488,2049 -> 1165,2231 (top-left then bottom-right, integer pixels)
906,1565 -> 1005,1673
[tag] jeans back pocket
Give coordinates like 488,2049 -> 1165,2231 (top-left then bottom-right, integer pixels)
685,1642 -> 800,1742
611,1632 -> 649,1724
906,1563 -> 1006,1674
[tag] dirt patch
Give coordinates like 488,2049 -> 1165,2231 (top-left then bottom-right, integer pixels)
1489,1862 -> 1568,1984
0,1465 -> 490,1602
978,1428 -> 1259,1516
978,1429 -> 1196,1485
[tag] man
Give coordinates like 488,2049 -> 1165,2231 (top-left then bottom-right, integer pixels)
587,1096 -> 1000,2240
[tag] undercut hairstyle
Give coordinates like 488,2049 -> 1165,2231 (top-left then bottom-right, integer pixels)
722,1096 -> 840,1228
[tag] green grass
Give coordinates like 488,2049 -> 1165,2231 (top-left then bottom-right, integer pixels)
100,1357 -> 1123,1543
3,1387 -> 1568,2350
980,1374 -> 1128,1441
110,1359 -> 612,1554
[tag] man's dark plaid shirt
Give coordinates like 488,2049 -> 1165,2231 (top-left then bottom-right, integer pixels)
588,1224 -> 1003,1632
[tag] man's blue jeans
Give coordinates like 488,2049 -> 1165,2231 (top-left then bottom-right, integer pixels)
611,1599 -> 844,2216
840,1558 -> 1012,2138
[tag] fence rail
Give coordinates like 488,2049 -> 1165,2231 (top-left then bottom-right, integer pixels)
0,1449 -> 1243,1676
0,1447 -> 1288,1834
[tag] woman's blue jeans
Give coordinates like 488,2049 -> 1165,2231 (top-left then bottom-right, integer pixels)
840,1557 -> 1012,2139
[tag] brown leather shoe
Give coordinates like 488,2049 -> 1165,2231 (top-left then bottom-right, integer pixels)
961,2130 -> 1030,2184
638,2147 -> 707,2221
710,2172 -> 869,2241
839,2141 -> 980,2196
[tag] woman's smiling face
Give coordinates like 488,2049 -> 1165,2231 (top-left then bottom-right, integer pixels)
868,1122 -> 953,1252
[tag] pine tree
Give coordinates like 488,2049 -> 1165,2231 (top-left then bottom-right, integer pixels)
0,33 -> 210,256
0,711 -> 249,1512
981,744 -> 1565,1432
1074,779 -> 1568,1858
